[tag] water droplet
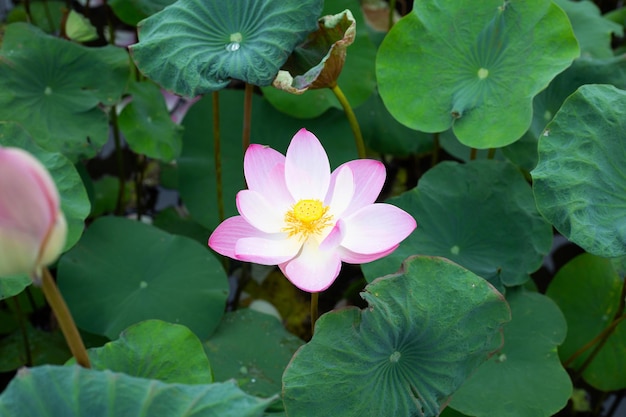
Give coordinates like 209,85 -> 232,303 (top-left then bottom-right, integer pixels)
450,245 -> 460,255
496,353 -> 507,362
250,378 -> 256,383
139,281 -> 148,289
389,351 -> 401,363
477,68 -> 489,79
225,42 -> 240,52
239,366 -> 248,375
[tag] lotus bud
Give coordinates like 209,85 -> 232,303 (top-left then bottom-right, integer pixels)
0,147 -> 67,279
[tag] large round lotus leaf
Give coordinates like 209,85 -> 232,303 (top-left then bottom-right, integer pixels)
178,89 -> 357,230
261,0 -> 377,119
376,0 -> 579,148
554,0 -> 623,59
57,217 -> 229,340
532,84 -> 626,257
546,253 -> 626,391
0,365 -> 275,417
67,320 -> 213,385
118,81 -> 183,162
449,289 -> 572,417
204,309 -> 303,398
0,23 -> 129,161
283,256 -> 510,417
0,121 -> 91,252
507,55 -> 626,172
362,160 -> 553,288
129,0 -> 322,97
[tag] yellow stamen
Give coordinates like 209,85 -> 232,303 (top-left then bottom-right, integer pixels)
284,199 -> 333,239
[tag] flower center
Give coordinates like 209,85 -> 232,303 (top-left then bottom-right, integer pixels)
283,199 -> 333,239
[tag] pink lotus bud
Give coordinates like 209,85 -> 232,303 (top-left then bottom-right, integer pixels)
0,147 -> 67,279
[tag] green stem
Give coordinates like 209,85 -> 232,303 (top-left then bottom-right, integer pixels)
40,268 -> 91,368
213,91 -> 225,223
431,132 -> 440,166
242,83 -> 254,153
310,292 -> 319,335
135,155 -> 145,221
42,0 -> 55,33
24,0 -> 33,24
11,296 -> 33,367
388,0 -> 396,30
487,148 -> 496,159
330,83 -> 367,159
110,107 -> 126,215
565,278 -> 626,373
469,148 -> 477,161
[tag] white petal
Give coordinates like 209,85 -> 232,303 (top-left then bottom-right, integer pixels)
285,129 -> 330,201
325,165 -> 354,218
341,204 -> 416,254
236,190 -> 285,233
235,236 -> 300,265
282,239 -> 342,292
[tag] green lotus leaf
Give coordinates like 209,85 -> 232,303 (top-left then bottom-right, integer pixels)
546,253 -> 626,391
67,320 -> 213,385
532,84 -> 626,257
554,0 -> 623,58
66,10 -> 99,42
0,23 -> 130,161
0,121 -> 91,252
6,1 -> 64,33
272,10 -> 355,93
377,0 -> 579,148
0,275 -> 31,300
118,81 -> 183,162
204,309 -> 303,398
0,365 -> 276,417
261,0 -> 377,119
109,0 -> 176,26
178,89 -> 357,230
362,160 -> 553,289
57,217 -> 229,340
506,54 -> 626,172
0,324 -> 71,371
283,256 -> 510,417
130,0 -> 322,97
449,289 -> 572,417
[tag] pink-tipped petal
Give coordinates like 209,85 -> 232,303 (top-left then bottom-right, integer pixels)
244,144 -> 285,193
285,129 -> 330,201
341,203 -> 416,255
235,236 -> 301,265
236,190 -> 285,234
208,216 -> 264,259
325,165 -> 354,218
338,244 -> 399,264
331,159 -> 386,217
281,239 -> 342,292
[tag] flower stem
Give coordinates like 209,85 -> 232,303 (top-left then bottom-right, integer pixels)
242,83 -> 254,153
565,277 -> 626,375
40,268 -> 91,368
388,0 -> 396,30
213,91 -> 225,222
110,107 -> 126,215
310,292 -> 319,335
469,147 -> 477,161
487,148 -> 496,159
330,83 -> 367,159
431,132 -> 440,166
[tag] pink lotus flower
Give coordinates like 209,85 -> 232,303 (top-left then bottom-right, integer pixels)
209,129 -> 416,292
0,147 -> 67,278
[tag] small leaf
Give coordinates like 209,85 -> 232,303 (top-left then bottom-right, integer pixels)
130,0 -> 323,96
532,84 -> 626,257
0,275 -> 31,300
272,10 -> 356,93
118,81 -> 183,162
377,0 -> 579,148
66,10 -> 99,42
449,289 -> 572,417
0,365 -> 276,417
546,253 -> 626,391
67,320 -> 213,385
57,217 -> 229,340
0,23 -> 130,161
283,256 -> 510,417
109,0 -> 176,26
